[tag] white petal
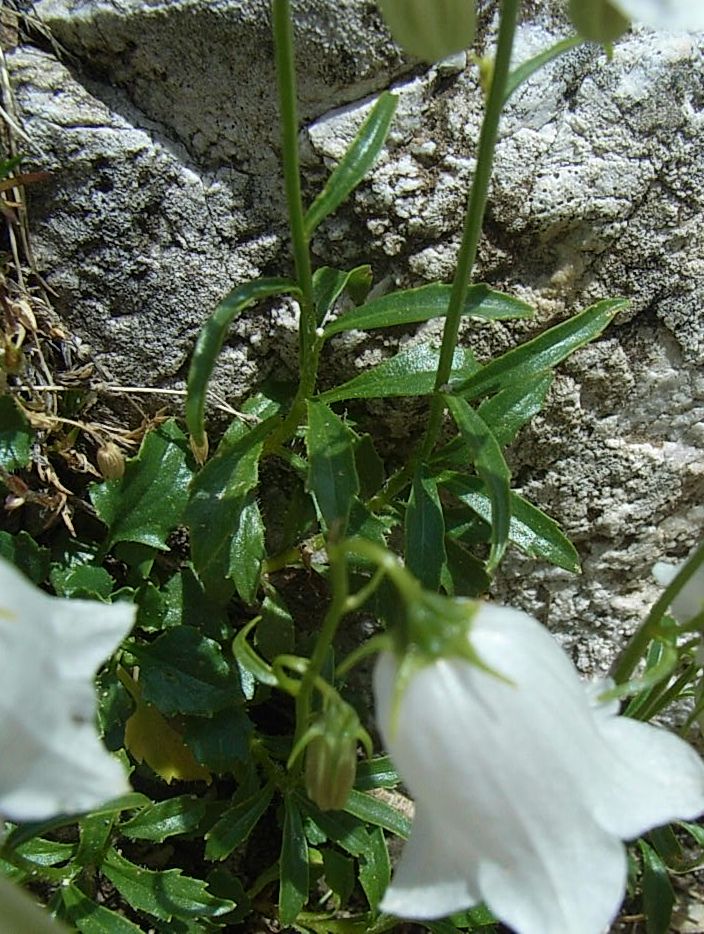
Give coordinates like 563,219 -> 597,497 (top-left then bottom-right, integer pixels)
379,803 -> 480,920
588,712 -> 704,838
375,603 -> 704,933
614,0 -> 704,29
0,559 -> 134,820
653,560 -> 704,624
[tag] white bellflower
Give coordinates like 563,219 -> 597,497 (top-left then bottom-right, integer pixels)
374,603 -> 704,934
614,0 -> 704,30
0,558 -> 134,821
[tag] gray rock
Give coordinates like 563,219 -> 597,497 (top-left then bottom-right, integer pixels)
8,0 -> 704,669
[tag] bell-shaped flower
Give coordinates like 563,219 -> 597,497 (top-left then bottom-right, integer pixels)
0,558 -> 134,821
374,602 -> 704,934
613,0 -> 704,30
653,553 -> 704,624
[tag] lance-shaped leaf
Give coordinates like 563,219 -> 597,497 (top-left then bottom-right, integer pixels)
205,783 -> 274,861
441,473 -> 580,573
228,492 -> 265,605
318,343 -> 479,404
120,796 -> 207,842
306,401 -> 359,535
405,467 -> 446,591
62,884 -> 142,933
323,283 -> 532,338
435,374 -> 553,468
304,92 -> 398,238
186,404 -> 277,601
444,396 -> 511,572
452,299 -> 626,400
90,420 -> 192,551
102,848 -> 234,922
279,794 -> 309,925
358,826 -> 391,911
186,277 -> 298,453
505,36 -> 584,104
344,789 -> 411,839
313,264 -> 372,326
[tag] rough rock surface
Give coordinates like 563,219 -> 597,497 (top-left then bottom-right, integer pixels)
6,0 -> 704,671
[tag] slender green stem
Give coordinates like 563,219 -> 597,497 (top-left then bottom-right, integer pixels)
611,538 -> 704,684
293,542 -> 349,752
271,0 -> 321,445
420,0 -> 521,458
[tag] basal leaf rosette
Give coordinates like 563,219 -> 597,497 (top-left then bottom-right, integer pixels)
0,557 -> 134,821
374,601 -> 704,933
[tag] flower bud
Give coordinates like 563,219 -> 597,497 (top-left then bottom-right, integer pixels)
568,0 -> 630,44
97,441 -> 125,480
378,0 -> 476,64
304,701 -> 364,811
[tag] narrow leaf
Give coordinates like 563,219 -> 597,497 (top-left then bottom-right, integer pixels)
442,473 -> 580,573
444,397 -> 511,572
313,264 -> 372,326
477,373 -> 553,446
344,789 -> 410,839
229,492 -> 265,604
62,885 -> 143,934
323,283 -> 532,338
186,277 -> 297,450
306,401 -> 359,535
102,849 -> 234,921
405,467 -> 446,590
205,784 -> 274,861
505,35 -> 584,104
279,795 -> 309,925
304,93 -> 397,237
452,299 -> 627,399
358,826 -> 390,912
354,757 -> 400,791
318,343 -> 479,404
232,617 -> 278,690
639,839 -> 675,934
120,796 -> 206,842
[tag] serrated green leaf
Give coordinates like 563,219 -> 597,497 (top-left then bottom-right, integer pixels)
130,627 -> 243,716
306,401 -> 359,535
0,530 -> 49,583
185,277 -> 298,450
120,796 -> 206,842
50,563 -> 115,600
313,264 -> 372,327
323,283 -> 532,338
344,789 -> 410,839
358,826 -> 390,911
205,784 -> 274,861
186,405 -> 277,602
639,839 -> 675,934
75,812 -> 114,867
318,343 -> 478,404
441,474 -> 580,573
102,848 -> 234,922
91,420 -> 192,551
62,885 -> 143,934
354,433 -> 385,500
0,395 -> 32,471
228,492 -> 265,605
304,93 -> 397,238
183,706 -> 253,773
279,794 -> 309,925
405,467 -> 446,590
444,397 -> 511,572
452,299 -> 626,399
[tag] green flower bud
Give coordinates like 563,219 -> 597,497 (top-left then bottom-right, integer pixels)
568,0 -> 630,44
379,0 -> 476,64
304,700 -> 368,811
